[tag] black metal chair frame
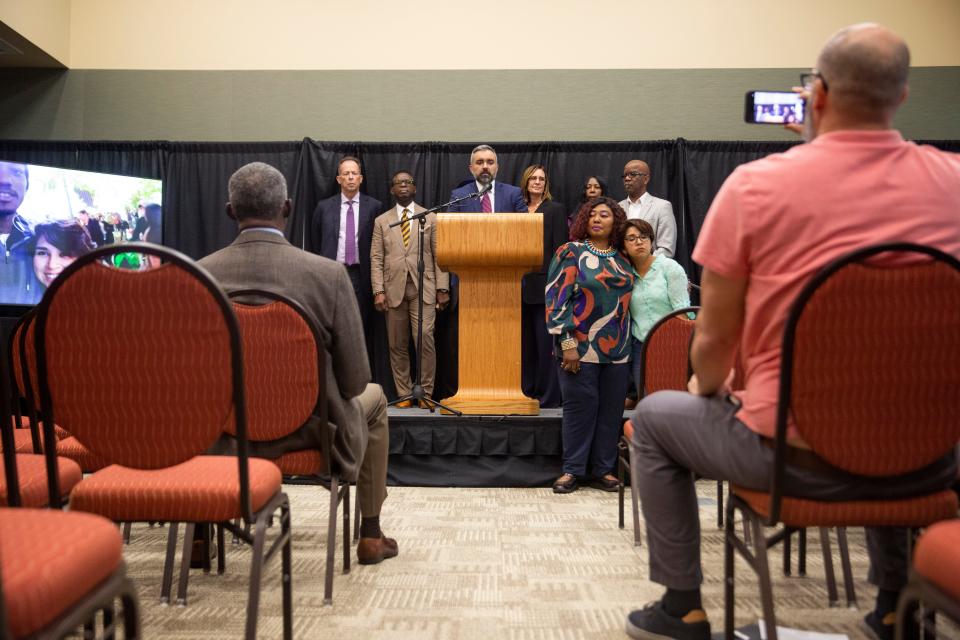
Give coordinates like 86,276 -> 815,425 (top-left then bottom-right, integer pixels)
617,306 -> 701,546
32,243 -> 293,640
724,243 -> 960,640
229,287 -> 356,605
896,566 -> 960,640
6,310 -> 42,455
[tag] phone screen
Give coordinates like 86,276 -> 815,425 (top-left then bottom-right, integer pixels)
745,91 -> 805,125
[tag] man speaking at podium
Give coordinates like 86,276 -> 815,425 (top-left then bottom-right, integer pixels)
447,145 -> 527,213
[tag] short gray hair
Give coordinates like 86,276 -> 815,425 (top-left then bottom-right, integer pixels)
470,144 -> 497,163
228,162 -> 288,220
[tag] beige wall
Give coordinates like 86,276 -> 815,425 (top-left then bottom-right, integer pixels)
0,0 -> 70,65
67,0 -> 960,70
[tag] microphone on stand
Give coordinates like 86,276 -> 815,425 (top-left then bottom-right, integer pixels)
473,182 -> 493,198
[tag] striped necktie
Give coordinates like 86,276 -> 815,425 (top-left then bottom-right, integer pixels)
401,209 -> 411,248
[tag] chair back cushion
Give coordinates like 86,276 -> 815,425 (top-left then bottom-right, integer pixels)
40,261 -> 236,469
640,310 -> 697,397
787,253 -> 960,476
229,301 -> 320,441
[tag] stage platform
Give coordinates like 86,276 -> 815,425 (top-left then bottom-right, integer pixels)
386,407 -> 564,488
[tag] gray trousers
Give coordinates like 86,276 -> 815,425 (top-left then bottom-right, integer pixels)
629,390 -> 957,591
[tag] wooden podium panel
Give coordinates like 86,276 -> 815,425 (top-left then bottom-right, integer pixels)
436,213 -> 542,415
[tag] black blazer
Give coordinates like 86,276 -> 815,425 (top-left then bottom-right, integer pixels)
522,199 -> 568,305
310,192 -> 383,298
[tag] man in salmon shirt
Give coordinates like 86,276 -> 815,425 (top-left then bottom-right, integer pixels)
624,23 -> 960,640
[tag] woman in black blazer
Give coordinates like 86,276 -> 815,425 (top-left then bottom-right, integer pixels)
520,164 -> 569,408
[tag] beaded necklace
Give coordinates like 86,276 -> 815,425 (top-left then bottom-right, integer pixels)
584,239 -> 617,257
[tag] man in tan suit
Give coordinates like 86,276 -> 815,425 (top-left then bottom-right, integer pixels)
371,171 -> 450,406
200,162 -> 397,565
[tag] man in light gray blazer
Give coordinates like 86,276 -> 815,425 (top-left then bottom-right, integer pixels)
371,171 -> 450,404
199,162 -> 397,565
619,159 -> 677,258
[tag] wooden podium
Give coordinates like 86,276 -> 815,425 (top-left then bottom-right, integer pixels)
436,213 -> 542,415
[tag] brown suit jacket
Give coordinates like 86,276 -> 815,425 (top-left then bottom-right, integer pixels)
198,229 -> 369,481
370,203 -> 449,308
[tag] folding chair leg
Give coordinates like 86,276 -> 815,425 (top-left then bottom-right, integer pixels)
122,522 -> 132,544
103,603 -> 115,640
751,516 -> 778,640
723,498 -> 737,640
342,483 -> 351,575
120,583 -> 141,639
217,522 -> 226,575
244,511 -> 270,640
783,529 -> 792,576
818,527 -> 839,606
716,480 -> 724,528
836,527 -> 857,608
798,528 -> 807,576
176,522 -> 196,606
627,441 -> 642,547
324,475 -> 339,606
281,495 -> 293,640
353,483 -> 360,544
160,522 -> 180,604
618,452 -> 626,530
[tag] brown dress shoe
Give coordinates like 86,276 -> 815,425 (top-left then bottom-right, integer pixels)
393,399 -> 413,408
357,536 -> 399,565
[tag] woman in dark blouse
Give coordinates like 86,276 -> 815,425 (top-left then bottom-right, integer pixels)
568,175 -> 608,230
520,164 -> 569,407
545,196 -> 634,493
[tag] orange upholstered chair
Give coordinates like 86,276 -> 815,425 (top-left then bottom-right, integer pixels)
724,243 -> 960,640
618,307 -> 698,546
229,289 -> 352,605
10,313 -> 107,474
896,520 -> 960,639
2,329 -> 82,509
32,243 -> 292,640
0,342 -> 140,639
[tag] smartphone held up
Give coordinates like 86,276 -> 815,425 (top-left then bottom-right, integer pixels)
744,91 -> 805,125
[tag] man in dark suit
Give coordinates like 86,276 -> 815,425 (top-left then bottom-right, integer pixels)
309,156 -> 382,351
200,161 -> 397,565
447,145 -> 527,213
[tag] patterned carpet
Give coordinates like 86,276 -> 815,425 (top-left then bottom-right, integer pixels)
115,481 -> 959,639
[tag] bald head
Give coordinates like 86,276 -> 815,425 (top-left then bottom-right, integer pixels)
817,23 -> 910,122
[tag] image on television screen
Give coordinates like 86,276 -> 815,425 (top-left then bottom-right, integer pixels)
0,159 -> 162,305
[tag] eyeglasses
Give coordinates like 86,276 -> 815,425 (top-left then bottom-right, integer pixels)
392,179 -> 415,186
623,171 -> 648,179
800,71 -> 828,92
623,234 -> 651,244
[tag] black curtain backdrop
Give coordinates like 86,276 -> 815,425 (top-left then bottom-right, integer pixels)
1,137 -> 956,401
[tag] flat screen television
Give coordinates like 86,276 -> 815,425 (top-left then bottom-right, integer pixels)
0,159 -> 162,306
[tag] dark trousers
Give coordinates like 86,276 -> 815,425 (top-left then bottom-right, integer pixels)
345,263 -> 374,369
557,361 -> 630,478
629,390 -> 957,591
521,303 -> 562,408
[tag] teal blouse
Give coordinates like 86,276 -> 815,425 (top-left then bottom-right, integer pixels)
629,255 -> 691,341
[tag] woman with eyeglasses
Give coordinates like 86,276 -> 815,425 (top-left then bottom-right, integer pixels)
545,196 -> 634,494
520,164 -> 569,407
621,218 -> 691,392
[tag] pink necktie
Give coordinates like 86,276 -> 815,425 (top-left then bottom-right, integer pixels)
344,200 -> 356,264
481,192 -> 492,213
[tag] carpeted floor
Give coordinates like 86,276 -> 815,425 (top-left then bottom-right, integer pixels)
116,481 -> 959,639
